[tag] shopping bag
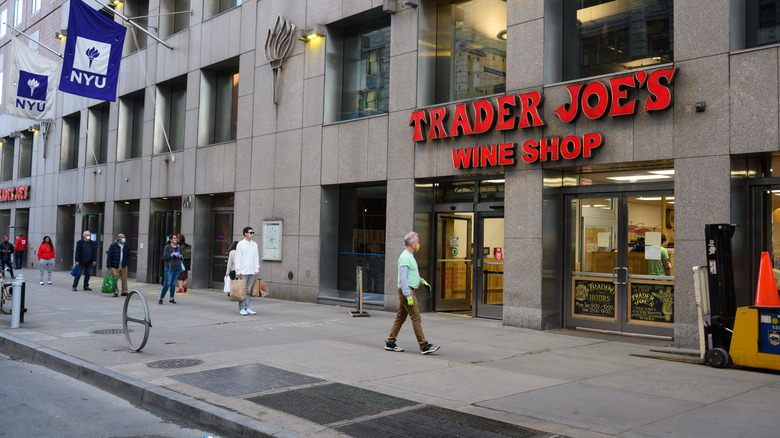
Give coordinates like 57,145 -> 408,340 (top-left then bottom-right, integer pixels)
252,278 -> 270,297
223,276 -> 231,293
230,278 -> 247,301
101,272 -> 117,294
70,265 -> 79,277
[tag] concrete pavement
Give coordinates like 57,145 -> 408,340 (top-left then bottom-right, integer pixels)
1,270 -> 778,437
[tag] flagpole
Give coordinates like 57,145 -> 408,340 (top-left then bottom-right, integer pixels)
6,27 -> 63,59
91,0 -> 174,50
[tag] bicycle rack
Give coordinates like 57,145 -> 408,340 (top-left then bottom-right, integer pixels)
123,290 -> 152,352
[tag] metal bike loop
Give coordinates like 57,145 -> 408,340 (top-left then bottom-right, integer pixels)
123,290 -> 152,352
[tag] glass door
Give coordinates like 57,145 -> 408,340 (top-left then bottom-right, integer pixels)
150,210 -> 180,284
474,214 -> 503,319
210,211 -> 233,288
566,193 -> 674,336
82,213 -> 104,276
435,213 -> 472,312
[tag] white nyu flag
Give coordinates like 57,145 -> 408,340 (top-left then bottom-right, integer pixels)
7,37 -> 61,120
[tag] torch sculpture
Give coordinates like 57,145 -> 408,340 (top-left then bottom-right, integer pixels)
264,15 -> 296,104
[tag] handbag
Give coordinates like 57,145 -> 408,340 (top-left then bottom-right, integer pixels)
101,272 -> 117,294
180,260 -> 186,271
70,265 -> 79,277
229,270 -> 236,280
229,278 -> 247,301
223,276 -> 231,293
252,278 -> 270,297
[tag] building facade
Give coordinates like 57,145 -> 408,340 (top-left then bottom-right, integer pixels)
0,0 -> 778,348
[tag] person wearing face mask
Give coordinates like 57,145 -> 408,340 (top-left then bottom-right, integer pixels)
0,235 -> 14,279
106,233 -> 131,297
384,231 -> 440,355
37,236 -> 55,285
72,231 -> 97,291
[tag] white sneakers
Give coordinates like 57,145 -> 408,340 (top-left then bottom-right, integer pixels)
239,309 -> 248,315
246,308 -> 256,315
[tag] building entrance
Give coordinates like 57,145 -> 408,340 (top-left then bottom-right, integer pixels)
150,210 -> 180,284
209,211 -> 233,288
82,212 -> 104,276
565,192 -> 674,337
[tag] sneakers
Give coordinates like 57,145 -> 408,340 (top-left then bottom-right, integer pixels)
245,308 -> 256,315
239,309 -> 248,315
421,343 -> 441,355
83,286 -> 92,291
47,281 -> 52,285
72,287 -> 78,291
158,299 -> 163,305
183,284 -> 188,292
112,292 -> 118,297
40,281 -> 44,285
177,288 -> 183,294
385,342 -> 404,352
169,299 -> 177,304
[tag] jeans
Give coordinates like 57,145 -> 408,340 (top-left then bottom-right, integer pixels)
39,258 -> 54,282
238,275 -> 254,311
14,251 -> 23,269
71,263 -> 91,288
160,268 -> 180,299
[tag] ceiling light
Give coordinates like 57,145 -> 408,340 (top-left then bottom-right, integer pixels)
607,175 -> 672,182
649,169 -> 675,175
636,197 -> 662,201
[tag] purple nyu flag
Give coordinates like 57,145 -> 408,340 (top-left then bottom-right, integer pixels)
58,0 -> 126,101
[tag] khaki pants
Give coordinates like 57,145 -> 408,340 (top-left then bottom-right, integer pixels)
109,266 -> 128,294
386,288 -> 427,350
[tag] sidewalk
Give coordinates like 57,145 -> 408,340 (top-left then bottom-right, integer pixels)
1,270 -> 778,437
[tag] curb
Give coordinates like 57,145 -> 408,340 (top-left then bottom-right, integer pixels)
0,331 -> 304,438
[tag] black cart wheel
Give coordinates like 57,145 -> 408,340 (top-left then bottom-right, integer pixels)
706,348 -> 730,368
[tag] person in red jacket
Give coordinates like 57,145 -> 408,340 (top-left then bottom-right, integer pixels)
38,236 -> 55,285
14,233 -> 26,269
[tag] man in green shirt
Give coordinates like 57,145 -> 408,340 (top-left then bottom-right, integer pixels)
385,231 -> 441,355
648,234 -> 672,276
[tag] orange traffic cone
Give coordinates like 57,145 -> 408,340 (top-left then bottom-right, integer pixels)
755,252 -> 780,307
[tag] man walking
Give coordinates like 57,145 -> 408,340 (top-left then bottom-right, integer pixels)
0,235 -> 14,278
106,233 -> 130,297
234,226 -> 260,316
13,233 -> 26,269
385,231 -> 440,355
72,231 -> 96,291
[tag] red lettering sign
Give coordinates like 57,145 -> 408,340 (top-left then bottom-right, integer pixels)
0,186 -> 30,202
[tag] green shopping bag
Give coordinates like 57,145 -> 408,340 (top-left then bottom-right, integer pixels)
101,272 -> 117,294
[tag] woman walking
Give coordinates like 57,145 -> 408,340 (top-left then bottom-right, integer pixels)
176,234 -> 192,293
37,236 -> 55,285
224,241 -> 238,297
159,234 -> 182,305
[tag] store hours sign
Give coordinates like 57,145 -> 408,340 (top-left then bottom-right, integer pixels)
409,67 -> 678,170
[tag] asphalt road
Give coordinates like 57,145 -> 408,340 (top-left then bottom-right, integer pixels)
0,354 -> 221,438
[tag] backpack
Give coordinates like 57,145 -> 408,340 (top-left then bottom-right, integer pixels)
181,243 -> 192,260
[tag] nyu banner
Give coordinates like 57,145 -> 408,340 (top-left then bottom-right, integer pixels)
59,0 -> 126,101
6,37 -> 61,120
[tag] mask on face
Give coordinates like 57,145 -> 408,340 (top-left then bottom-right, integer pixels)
120,238 -> 126,243
413,243 -> 420,252
85,235 -> 91,241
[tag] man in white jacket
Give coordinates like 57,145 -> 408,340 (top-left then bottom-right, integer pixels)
234,226 -> 261,315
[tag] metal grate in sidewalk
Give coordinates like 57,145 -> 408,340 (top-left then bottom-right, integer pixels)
171,363 -> 324,397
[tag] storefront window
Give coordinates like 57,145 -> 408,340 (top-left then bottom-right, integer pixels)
418,0 -> 507,106
561,0 -> 673,81
336,186 -> 386,302
745,0 -> 780,48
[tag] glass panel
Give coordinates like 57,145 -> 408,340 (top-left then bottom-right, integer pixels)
435,180 -> 475,204
337,186 -> 387,303
627,195 -> 674,326
562,0 -> 673,81
436,213 -> 472,312
478,179 -> 504,202
211,212 -> 232,283
570,167 -> 674,186
1,137 -> 14,180
746,0 -> 780,48
340,17 -> 390,120
481,217 -> 503,306
18,132 -> 32,178
214,69 -> 238,143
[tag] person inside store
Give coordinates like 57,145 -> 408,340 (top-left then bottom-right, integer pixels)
107,233 -> 131,297
234,227 -> 260,315
384,231 -> 440,355
648,234 -> 672,277
72,231 -> 96,291
631,236 -> 645,253
37,236 -> 55,285
159,235 -> 182,304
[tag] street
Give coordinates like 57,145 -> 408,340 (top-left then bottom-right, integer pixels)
0,354 -> 220,438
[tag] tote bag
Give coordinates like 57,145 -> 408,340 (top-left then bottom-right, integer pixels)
101,272 -> 117,294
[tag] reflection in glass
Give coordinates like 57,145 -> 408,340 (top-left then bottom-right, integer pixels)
340,18 -> 391,120
746,0 -> 780,48
562,0 -> 673,81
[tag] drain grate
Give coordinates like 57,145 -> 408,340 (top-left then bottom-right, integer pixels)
335,405 -> 559,438
92,328 -> 133,335
247,383 -> 418,425
172,363 -> 324,397
146,358 -> 204,369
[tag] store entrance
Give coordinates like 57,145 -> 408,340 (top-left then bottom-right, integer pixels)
435,212 -> 504,319
209,211 -> 233,288
82,212 -> 104,276
150,210 -> 180,284
565,192 -> 674,337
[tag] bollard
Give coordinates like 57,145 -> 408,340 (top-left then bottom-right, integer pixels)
10,275 -> 23,328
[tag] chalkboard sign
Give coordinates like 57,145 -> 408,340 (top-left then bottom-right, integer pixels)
629,281 -> 674,326
572,277 -> 616,320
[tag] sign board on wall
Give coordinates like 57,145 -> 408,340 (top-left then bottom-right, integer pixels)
0,186 -> 30,202
409,68 -> 678,170
262,220 -> 282,261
